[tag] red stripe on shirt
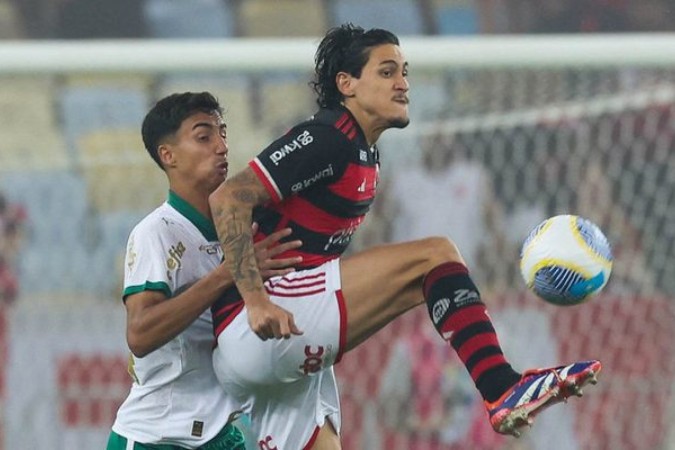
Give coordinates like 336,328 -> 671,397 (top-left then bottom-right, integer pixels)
264,248 -> 335,269
265,286 -> 326,297
335,112 -> 349,130
327,162 -> 377,201
249,159 -> 282,202
336,114 -> 359,141
271,278 -> 325,290
214,301 -> 244,337
276,271 -> 326,282
212,301 -> 244,321
282,195 -> 361,233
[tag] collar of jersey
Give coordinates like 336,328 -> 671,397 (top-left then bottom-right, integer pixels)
334,104 -> 374,148
167,190 -> 218,242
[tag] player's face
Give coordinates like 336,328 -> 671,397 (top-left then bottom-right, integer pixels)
165,111 -> 229,192
345,44 -> 410,132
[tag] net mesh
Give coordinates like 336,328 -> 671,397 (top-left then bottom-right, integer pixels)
0,60 -> 673,449
341,66 -> 675,450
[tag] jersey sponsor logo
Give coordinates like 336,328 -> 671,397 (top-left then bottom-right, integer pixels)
166,241 -> 186,281
440,322 -> 454,340
453,288 -> 480,307
198,243 -> 220,255
269,129 -> 314,166
359,149 -> 368,162
127,353 -> 139,384
290,164 -> 334,192
324,223 -> 359,251
126,236 -> 137,272
432,297 -> 451,324
191,420 -> 204,437
299,345 -> 325,375
259,436 -> 279,450
357,178 -> 366,192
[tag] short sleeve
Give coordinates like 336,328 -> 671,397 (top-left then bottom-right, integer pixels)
122,218 -> 179,300
249,124 -> 351,202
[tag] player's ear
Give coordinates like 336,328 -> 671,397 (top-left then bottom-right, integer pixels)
158,144 -> 176,168
336,72 -> 355,98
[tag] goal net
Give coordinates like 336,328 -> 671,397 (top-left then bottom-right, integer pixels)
0,36 -> 673,450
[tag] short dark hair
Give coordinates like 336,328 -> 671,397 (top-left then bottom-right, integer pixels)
142,92 -> 223,169
311,23 -> 400,109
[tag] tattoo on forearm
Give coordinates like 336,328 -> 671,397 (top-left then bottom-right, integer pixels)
233,188 -> 258,204
213,207 -> 263,293
236,169 -> 261,186
212,174 -> 268,295
228,215 -> 261,291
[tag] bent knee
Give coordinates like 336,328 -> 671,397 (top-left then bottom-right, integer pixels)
418,236 -> 465,269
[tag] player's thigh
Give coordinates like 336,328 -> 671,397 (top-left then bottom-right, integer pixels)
213,262 -> 343,387
213,365 -> 340,450
310,420 -> 341,450
340,237 -> 464,351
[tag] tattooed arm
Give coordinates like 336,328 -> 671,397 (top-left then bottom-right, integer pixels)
209,167 -> 303,340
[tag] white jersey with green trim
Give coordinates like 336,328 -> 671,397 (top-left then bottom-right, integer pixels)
111,192 -> 236,448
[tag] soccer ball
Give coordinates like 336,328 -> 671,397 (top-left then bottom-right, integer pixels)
520,215 -> 613,306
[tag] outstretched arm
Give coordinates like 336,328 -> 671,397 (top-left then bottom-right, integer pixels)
209,166 -> 303,340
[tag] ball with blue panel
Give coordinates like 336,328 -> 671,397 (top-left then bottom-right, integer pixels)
520,215 -> 613,306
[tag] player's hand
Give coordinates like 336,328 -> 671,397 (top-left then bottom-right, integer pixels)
246,294 -> 303,340
252,223 -> 303,280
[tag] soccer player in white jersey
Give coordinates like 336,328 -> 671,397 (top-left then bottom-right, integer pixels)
107,92 -> 301,450
208,24 -> 602,449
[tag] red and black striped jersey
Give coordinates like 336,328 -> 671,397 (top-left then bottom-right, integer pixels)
212,106 -> 379,336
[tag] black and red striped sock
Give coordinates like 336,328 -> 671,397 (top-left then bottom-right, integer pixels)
423,262 -> 520,402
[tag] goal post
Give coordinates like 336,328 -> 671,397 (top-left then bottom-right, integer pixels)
2,34 -> 675,74
0,35 -> 673,450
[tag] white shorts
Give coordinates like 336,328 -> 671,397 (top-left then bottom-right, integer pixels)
213,259 -> 346,450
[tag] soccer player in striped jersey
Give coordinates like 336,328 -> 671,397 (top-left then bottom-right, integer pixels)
107,92 -> 302,450
209,24 -> 602,449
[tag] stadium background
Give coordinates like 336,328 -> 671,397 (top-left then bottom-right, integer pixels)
1,1 -> 675,449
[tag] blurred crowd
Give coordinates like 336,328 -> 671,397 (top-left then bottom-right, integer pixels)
1,0 -> 675,40
0,192 -> 25,305
0,0 -> 672,302
358,127 -> 663,298
0,2 -> 672,448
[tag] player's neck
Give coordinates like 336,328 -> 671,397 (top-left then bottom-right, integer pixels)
169,184 -> 212,221
343,104 -> 382,146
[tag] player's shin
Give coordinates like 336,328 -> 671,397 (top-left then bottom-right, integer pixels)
423,261 -> 520,402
